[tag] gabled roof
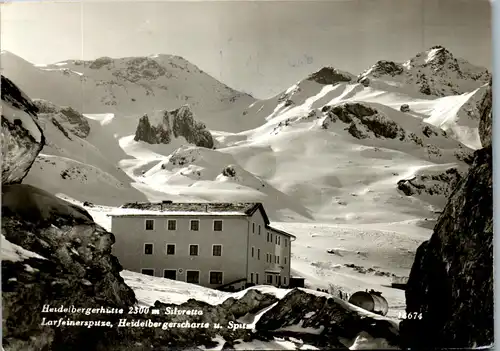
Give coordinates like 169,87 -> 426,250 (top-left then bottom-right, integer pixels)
108,201 -> 299,238
266,225 -> 296,239
110,202 -> 270,224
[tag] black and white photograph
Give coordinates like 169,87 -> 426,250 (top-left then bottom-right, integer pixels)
0,0 -> 494,349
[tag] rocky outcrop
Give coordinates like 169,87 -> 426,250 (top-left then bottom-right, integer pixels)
306,67 -> 354,85
134,113 -> 172,144
170,105 -> 214,148
88,56 -> 114,70
111,289 -> 278,350
134,105 -> 214,148
255,289 -> 399,349
222,165 -> 237,178
364,60 -> 404,78
2,184 -> 137,350
400,79 -> 493,348
33,99 -> 91,139
358,77 -> 370,87
397,167 -> 465,198
323,103 -> 409,141
1,75 -> 45,185
112,57 -> 168,82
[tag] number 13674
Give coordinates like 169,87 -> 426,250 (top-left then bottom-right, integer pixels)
398,311 -> 423,320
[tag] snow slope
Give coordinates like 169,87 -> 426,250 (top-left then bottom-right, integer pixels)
14,46 -> 484,224
21,100 -> 148,206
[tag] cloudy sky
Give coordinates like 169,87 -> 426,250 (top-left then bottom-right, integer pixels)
1,0 -> 492,98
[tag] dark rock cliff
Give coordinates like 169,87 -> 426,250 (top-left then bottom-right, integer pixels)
400,79 -> 493,349
1,75 -> 45,185
134,105 -> 214,148
2,184 -> 137,351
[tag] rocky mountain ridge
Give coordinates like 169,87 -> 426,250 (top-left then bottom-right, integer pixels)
0,51 -> 257,133
357,46 -> 490,97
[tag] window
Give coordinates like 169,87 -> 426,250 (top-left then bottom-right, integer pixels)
163,269 -> 176,280
284,257 -> 287,265
270,233 -> 273,242
266,274 -> 273,284
256,273 -> 259,284
145,219 -> 154,230
144,243 -> 153,255
266,253 -> 270,263
285,238 -> 288,247
274,255 -> 277,264
284,277 -> 287,286
251,247 -> 255,258
209,271 -> 223,285
141,269 -> 154,276
213,220 -> 223,231
190,220 -> 200,231
267,232 -> 270,242
276,236 -> 278,244
258,225 -> 261,235
250,273 -> 254,283
166,244 -> 175,255
167,219 -> 177,231
277,276 -> 281,285
212,244 -> 222,256
189,245 -> 199,256
278,236 -> 281,245
257,248 -> 260,260
186,270 -> 200,284
252,223 -> 255,233
277,256 -> 280,264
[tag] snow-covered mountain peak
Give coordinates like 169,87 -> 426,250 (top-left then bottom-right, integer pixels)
406,45 -> 456,68
358,46 -> 490,97
1,51 -> 259,132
